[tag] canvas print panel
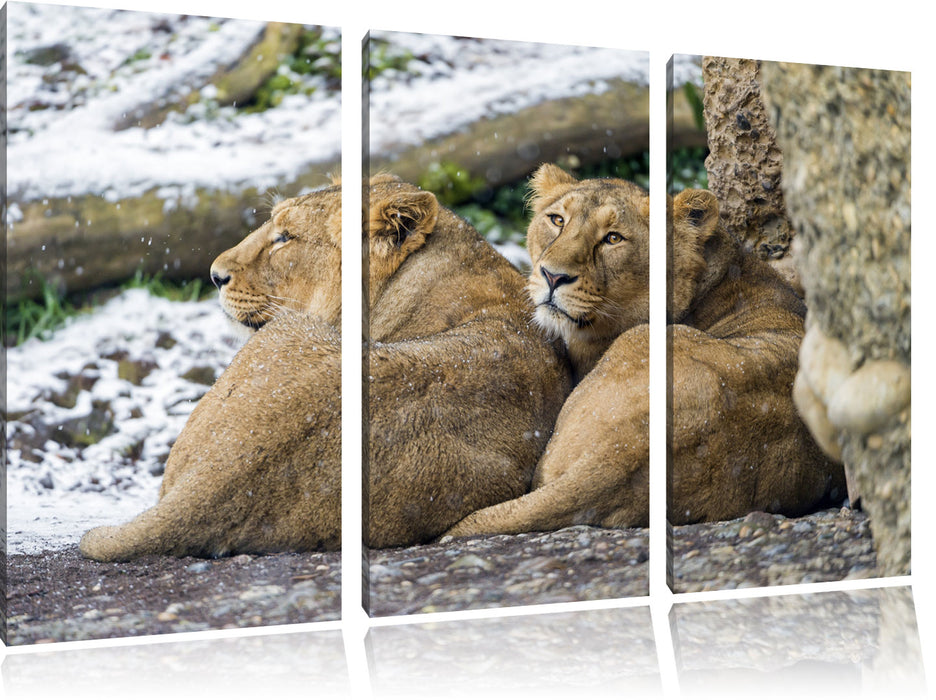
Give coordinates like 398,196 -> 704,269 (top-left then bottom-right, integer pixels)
4,3 -> 342,644
665,55 -> 910,592
363,31 -> 650,615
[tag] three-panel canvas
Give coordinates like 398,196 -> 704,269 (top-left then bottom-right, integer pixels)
2,4 -> 916,689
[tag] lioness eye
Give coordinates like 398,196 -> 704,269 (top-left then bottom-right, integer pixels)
274,231 -> 293,244
604,232 -> 625,245
548,214 -> 564,227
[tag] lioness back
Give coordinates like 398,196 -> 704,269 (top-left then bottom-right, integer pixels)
665,190 -> 843,523
365,175 -> 573,548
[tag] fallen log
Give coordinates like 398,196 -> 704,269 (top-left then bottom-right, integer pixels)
6,162 -> 339,302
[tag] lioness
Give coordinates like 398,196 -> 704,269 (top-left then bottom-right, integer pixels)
80,174 -> 572,561
365,174 -> 573,548
80,185 -> 342,561
445,165 -> 844,537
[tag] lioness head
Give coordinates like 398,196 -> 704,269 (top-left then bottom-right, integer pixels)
210,181 -> 342,331
526,164 -> 650,376
667,188 -> 735,323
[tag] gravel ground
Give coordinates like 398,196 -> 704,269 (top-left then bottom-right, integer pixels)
670,506 -> 878,593
5,547 -> 340,646
5,506 -> 877,645
366,526 -> 650,617
365,505 -> 877,617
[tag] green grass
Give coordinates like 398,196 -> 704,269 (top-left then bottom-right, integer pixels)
668,146 -> 709,192
5,270 -> 215,347
6,275 -> 78,346
365,37 -> 415,81
123,269 -> 211,303
241,28 -> 342,113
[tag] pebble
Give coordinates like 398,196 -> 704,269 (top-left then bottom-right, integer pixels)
238,585 -> 285,602
447,554 -> 493,571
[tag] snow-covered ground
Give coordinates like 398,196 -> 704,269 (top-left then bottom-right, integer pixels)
6,3 -> 341,203
5,8 -> 674,207
5,289 -> 243,554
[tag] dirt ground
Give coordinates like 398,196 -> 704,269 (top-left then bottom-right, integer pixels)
5,547 -> 340,646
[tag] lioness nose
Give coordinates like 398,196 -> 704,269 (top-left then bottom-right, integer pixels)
541,266 -> 577,292
210,266 -> 231,289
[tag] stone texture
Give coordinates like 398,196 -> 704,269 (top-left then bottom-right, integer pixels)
701,57 -> 798,288
759,62 -> 911,576
670,507 -> 877,593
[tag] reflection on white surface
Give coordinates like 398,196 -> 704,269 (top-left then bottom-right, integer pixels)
2,587 -> 926,699
671,586 -> 926,698
367,606 -> 660,699
1,629 -> 350,700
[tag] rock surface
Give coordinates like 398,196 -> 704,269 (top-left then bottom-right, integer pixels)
700,57 -> 797,288
759,62 -> 911,576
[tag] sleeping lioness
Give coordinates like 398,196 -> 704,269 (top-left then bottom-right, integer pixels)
445,165 -> 844,537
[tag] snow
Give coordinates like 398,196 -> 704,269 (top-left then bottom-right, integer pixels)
6,3 -> 342,203
5,289 -> 243,554
670,53 -> 703,87
6,10 -> 655,209
368,31 -> 649,155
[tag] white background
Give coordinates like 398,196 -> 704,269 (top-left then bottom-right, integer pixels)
3,0 -> 931,698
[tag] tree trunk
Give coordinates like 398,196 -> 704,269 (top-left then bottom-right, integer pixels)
701,57 -> 798,290
113,23 -> 307,131
760,62 -> 911,577
369,79 -> 697,190
6,162 -> 339,302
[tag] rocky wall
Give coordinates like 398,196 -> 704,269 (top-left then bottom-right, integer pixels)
759,62 -> 911,576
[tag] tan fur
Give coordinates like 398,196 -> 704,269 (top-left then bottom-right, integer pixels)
525,163 -> 650,381
210,184 -> 342,331
365,175 -> 573,548
445,175 -> 844,537
79,187 -> 343,562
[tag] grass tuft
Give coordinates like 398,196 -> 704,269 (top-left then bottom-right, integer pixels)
4,270 -> 214,347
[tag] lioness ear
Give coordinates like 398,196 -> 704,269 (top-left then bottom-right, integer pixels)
369,190 -> 439,247
672,189 -> 719,243
639,193 -> 650,221
528,163 -> 577,211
